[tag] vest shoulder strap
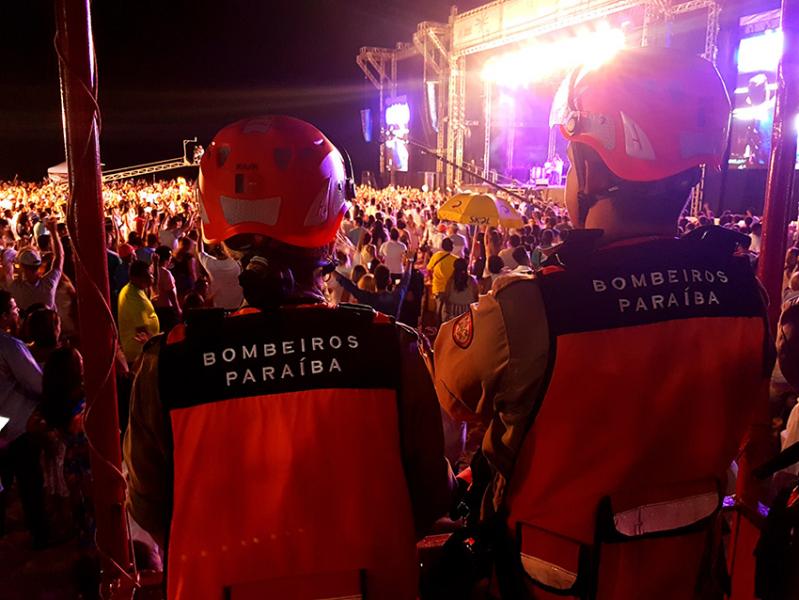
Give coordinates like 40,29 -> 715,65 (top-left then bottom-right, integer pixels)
682,225 -> 750,256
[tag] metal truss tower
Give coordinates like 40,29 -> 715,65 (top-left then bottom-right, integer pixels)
357,0 -> 721,193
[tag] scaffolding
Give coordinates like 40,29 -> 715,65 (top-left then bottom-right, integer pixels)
413,21 -> 451,185
356,43 -> 417,181
357,0 -> 721,195
101,157 -> 196,182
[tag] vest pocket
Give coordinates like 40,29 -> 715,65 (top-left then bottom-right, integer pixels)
592,479 -> 725,600
516,522 -> 590,596
514,480 -> 723,599
598,478 -> 721,542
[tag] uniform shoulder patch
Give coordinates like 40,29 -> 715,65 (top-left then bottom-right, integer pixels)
142,332 -> 165,353
452,309 -> 474,349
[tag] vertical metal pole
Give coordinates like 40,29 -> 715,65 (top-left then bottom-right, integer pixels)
757,0 -> 799,333
446,55 -> 459,188
436,82 -> 446,190
507,100 -> 516,181
379,75 -> 386,179
483,79 -> 492,179
729,3 -> 799,598
454,56 -> 467,188
445,7 -> 457,190
54,0 -> 133,597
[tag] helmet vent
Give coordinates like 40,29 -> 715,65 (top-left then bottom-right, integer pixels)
242,118 -> 272,134
273,148 -> 292,171
216,145 -> 230,168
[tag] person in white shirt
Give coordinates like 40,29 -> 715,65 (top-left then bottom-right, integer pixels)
0,290 -> 48,546
426,220 -> 446,253
448,224 -> 469,259
195,237 -> 243,310
379,228 -> 407,277
498,234 -> 522,269
2,218 -> 63,312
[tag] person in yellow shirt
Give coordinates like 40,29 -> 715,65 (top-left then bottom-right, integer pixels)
118,260 -> 160,364
427,237 -> 457,323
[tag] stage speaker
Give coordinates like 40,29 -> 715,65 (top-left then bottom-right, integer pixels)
360,109 -> 372,143
425,81 -> 439,133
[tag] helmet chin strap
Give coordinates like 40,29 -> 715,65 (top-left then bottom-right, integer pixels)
576,191 -> 598,228
572,143 -> 606,227
571,142 -> 700,227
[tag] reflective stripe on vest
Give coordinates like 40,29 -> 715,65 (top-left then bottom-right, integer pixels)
520,553 -> 578,591
613,490 -> 719,537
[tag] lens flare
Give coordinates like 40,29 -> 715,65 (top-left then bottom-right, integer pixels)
482,24 -> 626,88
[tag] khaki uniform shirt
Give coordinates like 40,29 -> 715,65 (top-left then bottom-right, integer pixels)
434,273 -> 550,512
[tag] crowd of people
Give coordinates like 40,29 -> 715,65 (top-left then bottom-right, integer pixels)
0,147 -> 790,596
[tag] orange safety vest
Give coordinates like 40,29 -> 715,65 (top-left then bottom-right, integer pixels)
501,229 -> 771,599
158,304 -> 418,600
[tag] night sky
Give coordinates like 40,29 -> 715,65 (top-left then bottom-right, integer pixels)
0,1 -> 482,181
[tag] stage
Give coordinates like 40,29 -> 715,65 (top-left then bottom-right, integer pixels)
357,0 -> 791,216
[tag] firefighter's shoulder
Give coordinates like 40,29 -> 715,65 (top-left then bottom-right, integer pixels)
490,270 -> 537,296
438,270 -> 546,355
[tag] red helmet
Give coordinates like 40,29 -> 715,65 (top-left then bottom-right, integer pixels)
198,116 -> 352,247
550,47 -> 731,182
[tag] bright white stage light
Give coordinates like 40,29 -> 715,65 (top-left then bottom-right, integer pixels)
386,102 -> 410,126
737,29 -> 783,74
481,23 -> 626,88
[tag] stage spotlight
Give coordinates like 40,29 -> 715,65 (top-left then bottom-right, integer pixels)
737,29 -> 783,73
481,24 -> 626,88
361,109 -> 373,143
425,81 -> 438,132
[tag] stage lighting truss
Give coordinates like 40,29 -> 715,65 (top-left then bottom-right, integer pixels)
356,43 -> 417,176
480,24 -> 628,88
413,22 -> 451,181
451,0 -> 641,58
356,0 -> 721,192
643,0 -> 721,215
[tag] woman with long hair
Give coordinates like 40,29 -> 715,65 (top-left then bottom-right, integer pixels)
442,258 -> 478,322
361,244 -> 380,273
171,237 -> 198,300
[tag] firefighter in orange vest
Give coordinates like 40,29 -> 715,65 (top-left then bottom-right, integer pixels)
434,48 -> 773,599
124,116 -> 456,599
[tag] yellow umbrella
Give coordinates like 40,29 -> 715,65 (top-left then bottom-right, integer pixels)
437,192 -> 524,228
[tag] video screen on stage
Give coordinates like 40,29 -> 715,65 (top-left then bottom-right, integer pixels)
729,9 -> 797,169
385,96 -> 410,172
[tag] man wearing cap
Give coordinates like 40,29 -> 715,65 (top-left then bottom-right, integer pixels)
114,243 -> 135,291
1,218 -> 63,312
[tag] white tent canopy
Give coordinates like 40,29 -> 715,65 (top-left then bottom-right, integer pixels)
47,161 -> 69,183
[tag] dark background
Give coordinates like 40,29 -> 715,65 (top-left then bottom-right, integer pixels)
0,0 -> 482,181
